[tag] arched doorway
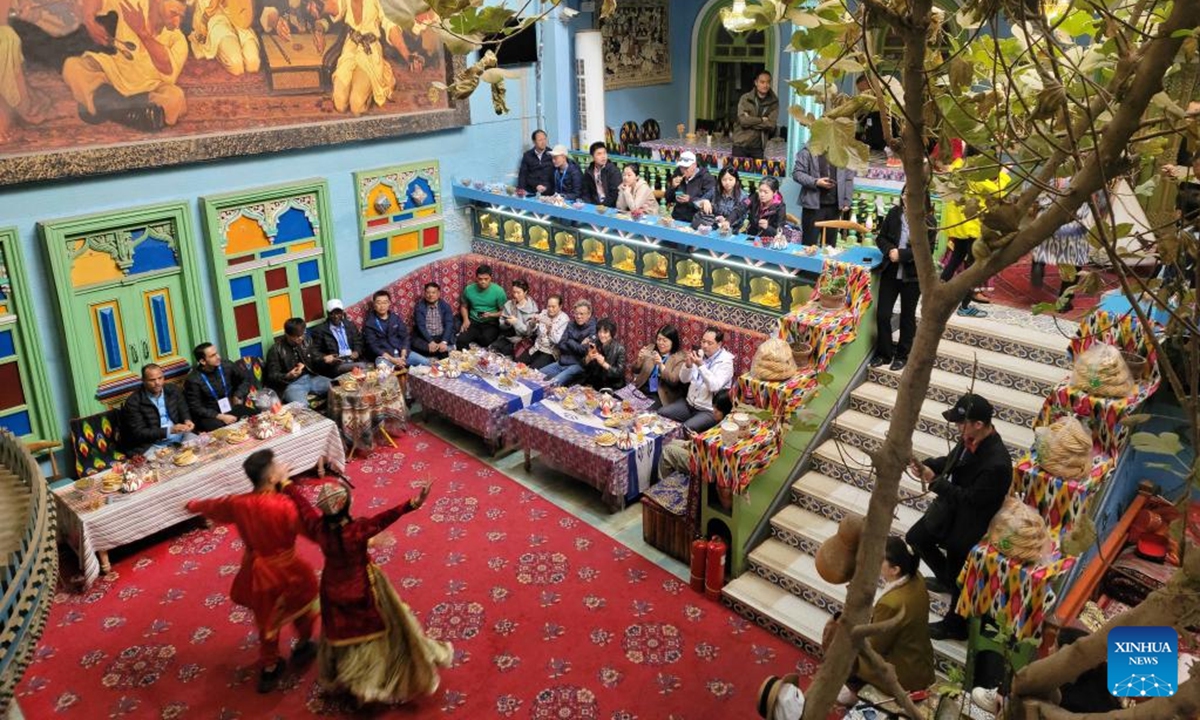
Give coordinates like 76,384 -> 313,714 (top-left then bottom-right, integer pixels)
689,0 -> 781,131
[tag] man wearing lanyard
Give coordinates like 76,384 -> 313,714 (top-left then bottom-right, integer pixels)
362,290 -> 424,368
546,144 -> 582,200
185,343 -> 260,431
311,299 -> 369,377
657,327 -> 734,432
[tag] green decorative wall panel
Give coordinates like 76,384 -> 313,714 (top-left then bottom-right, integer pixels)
39,203 -> 206,415
355,161 -> 445,269
0,228 -> 60,441
201,179 -> 341,360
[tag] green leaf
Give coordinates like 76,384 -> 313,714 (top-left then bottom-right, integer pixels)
808,117 -> 869,173
1058,10 -> 1096,38
815,372 -> 835,386
787,10 -> 821,28
1031,302 -> 1057,315
1131,431 -> 1185,456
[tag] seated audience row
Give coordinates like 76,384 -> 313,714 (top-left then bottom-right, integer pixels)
517,129 -> 789,236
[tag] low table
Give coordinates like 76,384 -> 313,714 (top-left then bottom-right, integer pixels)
408,369 -> 550,452
327,372 -> 408,456
53,405 -> 345,587
508,397 -> 681,510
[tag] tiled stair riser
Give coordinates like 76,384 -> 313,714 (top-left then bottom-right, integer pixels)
932,354 -> 1060,396
750,560 -> 952,618
939,325 -> 1071,370
867,368 -> 1038,427
847,395 -> 1028,457
808,455 -> 932,513
722,596 -> 825,658
769,524 -> 823,557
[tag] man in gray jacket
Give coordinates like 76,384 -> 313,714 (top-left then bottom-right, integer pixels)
792,145 -> 856,246
732,70 -> 779,161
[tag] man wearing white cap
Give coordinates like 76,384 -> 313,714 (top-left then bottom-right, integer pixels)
311,299 -> 369,377
665,151 -> 716,223
547,144 -> 583,200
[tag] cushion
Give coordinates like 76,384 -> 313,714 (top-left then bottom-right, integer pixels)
643,472 -> 690,516
70,409 -> 127,478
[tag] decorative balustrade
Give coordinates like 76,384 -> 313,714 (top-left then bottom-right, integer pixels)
0,430 -> 58,715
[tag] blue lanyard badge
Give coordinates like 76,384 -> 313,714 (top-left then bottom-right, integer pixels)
201,365 -> 227,399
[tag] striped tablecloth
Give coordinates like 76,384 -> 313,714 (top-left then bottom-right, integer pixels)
54,405 -> 345,588
408,371 -> 549,447
508,401 -> 680,510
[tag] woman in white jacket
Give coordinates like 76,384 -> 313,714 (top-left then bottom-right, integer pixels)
516,295 -> 569,370
616,164 -> 660,215
490,279 -> 539,357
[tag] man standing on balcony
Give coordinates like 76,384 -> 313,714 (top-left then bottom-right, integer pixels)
792,144 -> 855,246
731,69 -> 778,161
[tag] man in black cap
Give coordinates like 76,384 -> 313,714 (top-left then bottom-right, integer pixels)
905,393 -> 1013,640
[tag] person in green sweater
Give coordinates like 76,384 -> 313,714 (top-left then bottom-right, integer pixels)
456,264 -> 508,350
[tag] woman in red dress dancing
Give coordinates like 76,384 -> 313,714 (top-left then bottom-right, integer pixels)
281,478 -> 452,705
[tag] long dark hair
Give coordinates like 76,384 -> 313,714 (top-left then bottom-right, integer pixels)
717,167 -> 743,199
656,324 -> 681,354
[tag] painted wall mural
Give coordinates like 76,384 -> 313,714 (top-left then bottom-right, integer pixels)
0,3 -> 468,185
355,160 -> 443,268
598,0 -> 670,90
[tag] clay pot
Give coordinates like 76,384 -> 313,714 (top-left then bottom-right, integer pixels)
1121,351 -> 1148,381
791,343 -> 813,367
818,291 -> 846,310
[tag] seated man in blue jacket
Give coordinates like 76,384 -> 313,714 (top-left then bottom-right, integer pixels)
546,144 -> 583,200
538,298 -> 596,386
411,282 -> 456,364
362,290 -> 424,367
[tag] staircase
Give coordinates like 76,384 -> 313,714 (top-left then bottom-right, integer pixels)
724,309 -> 1074,677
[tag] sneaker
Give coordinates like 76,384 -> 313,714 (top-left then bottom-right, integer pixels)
957,306 -> 989,318
257,662 -> 283,693
869,355 -> 892,368
889,357 -> 907,372
836,685 -> 858,705
971,686 -> 1002,713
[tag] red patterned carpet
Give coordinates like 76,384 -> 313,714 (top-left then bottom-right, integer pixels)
985,256 -> 1120,321
17,426 -> 814,718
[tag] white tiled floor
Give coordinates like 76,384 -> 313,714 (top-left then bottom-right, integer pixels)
416,412 -> 689,582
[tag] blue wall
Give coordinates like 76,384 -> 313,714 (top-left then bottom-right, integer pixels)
1,66 -> 539,448
539,0 -> 789,150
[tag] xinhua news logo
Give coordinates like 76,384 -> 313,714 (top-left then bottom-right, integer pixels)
1108,626 -> 1178,697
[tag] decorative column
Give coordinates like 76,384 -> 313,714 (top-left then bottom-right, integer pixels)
786,48 -> 820,166
574,30 -> 606,150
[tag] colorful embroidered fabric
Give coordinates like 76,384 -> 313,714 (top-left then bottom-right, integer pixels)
957,311 -> 1160,641
688,421 -> 783,495
1013,452 -> 1113,542
70,409 -> 127,478
734,373 -> 819,419
1039,311 -> 1161,455
957,543 -> 1077,641
737,260 -> 872,416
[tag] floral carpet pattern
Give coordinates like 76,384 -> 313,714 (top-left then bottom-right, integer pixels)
18,426 -> 813,718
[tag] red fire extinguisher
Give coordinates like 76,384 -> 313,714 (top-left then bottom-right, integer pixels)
704,535 -> 727,601
690,539 -> 708,593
